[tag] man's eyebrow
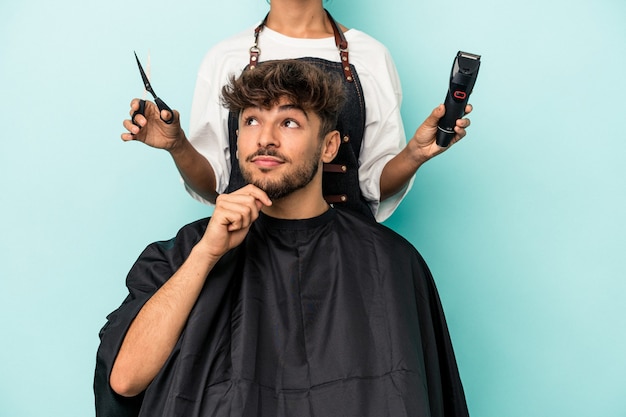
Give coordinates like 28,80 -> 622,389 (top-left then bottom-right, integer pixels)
277,104 -> 309,120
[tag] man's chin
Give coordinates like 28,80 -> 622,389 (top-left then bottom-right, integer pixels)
249,180 -> 283,199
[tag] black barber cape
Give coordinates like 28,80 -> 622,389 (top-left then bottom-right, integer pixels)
94,209 -> 469,417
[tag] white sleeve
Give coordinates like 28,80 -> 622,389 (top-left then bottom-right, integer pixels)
356,44 -> 414,222
185,67 -> 229,204
184,34 -> 250,205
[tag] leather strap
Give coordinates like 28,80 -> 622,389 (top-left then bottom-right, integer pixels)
324,10 -> 354,83
249,14 -> 268,69
249,10 -> 354,82
324,194 -> 348,203
323,163 -> 347,173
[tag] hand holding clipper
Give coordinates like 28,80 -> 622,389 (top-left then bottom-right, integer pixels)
436,51 -> 481,147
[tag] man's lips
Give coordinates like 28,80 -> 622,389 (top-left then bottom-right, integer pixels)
250,155 -> 284,168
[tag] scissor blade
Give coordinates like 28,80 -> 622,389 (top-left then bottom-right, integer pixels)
134,51 -> 157,98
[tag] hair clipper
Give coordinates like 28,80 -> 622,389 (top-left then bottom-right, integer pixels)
436,51 -> 481,147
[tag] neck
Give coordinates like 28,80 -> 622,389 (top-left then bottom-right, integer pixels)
263,198 -> 329,220
265,0 -> 333,38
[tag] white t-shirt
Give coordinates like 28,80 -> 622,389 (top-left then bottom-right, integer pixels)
187,24 -> 413,222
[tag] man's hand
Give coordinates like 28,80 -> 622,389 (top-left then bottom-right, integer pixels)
121,98 -> 185,151
200,185 -> 273,259
407,103 -> 473,164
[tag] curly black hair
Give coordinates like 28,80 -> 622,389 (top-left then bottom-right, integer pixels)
221,59 -> 346,138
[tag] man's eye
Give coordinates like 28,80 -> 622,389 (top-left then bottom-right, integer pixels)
283,119 -> 300,128
244,117 -> 259,126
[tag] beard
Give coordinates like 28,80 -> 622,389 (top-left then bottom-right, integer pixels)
240,146 -> 322,200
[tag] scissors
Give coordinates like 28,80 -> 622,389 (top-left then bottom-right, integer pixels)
132,51 -> 174,126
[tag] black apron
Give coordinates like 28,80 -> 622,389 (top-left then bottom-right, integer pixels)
225,10 -> 373,220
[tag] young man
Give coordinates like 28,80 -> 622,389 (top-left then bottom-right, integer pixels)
96,60 -> 469,417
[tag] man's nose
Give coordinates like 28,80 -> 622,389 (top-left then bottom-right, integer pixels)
257,124 -> 279,148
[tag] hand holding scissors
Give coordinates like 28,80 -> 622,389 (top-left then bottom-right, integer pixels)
123,52 -> 184,150
132,51 -> 174,126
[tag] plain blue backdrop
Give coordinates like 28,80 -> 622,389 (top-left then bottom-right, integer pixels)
1,1 -> 625,416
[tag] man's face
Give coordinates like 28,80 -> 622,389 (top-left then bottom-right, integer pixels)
238,97 -> 324,200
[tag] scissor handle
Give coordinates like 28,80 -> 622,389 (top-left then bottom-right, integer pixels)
155,97 -> 174,125
131,99 -> 146,127
131,98 -> 174,126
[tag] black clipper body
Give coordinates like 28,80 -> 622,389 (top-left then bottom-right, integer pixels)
436,51 -> 481,147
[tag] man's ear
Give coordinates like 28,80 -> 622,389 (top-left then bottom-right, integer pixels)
321,130 -> 340,163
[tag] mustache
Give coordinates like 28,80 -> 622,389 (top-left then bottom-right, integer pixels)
245,148 -> 290,163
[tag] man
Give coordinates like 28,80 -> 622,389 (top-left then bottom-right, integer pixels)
95,60 -> 469,417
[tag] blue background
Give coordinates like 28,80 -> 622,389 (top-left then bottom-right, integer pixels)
1,1 -> 625,416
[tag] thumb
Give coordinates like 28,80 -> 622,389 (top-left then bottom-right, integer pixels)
416,105 -> 444,135
426,104 -> 445,126
160,109 -> 179,125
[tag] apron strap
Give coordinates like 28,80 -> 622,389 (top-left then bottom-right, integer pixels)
324,10 -> 354,83
249,14 -> 267,70
249,9 -> 354,82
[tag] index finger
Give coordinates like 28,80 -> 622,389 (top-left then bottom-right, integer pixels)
234,184 -> 273,209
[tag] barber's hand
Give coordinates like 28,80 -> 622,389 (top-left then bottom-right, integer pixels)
121,98 -> 184,151
201,185 -> 273,259
408,104 -> 472,163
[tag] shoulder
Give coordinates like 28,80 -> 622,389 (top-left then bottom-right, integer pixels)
330,211 -> 433,277
145,217 -> 209,251
343,29 -> 400,91
345,29 -> 394,59
129,218 -> 210,287
119,218 -> 215,298
332,210 -> 415,253
171,217 -> 209,244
